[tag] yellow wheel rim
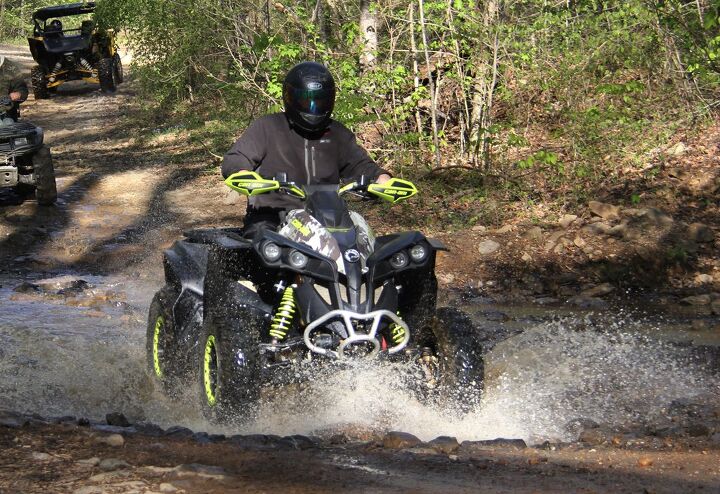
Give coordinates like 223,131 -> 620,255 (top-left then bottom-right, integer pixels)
152,316 -> 164,378
203,335 -> 218,406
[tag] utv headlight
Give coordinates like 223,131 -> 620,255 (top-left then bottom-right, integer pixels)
288,249 -> 308,269
262,242 -> 281,262
409,244 -> 428,263
13,137 -> 28,147
389,251 -> 409,269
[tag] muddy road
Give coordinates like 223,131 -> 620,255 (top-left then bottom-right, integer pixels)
1,47 -> 720,493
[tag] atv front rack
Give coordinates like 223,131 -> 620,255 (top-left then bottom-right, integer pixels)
303,309 -> 410,359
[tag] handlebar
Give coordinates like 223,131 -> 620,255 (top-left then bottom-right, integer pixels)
224,170 -> 417,204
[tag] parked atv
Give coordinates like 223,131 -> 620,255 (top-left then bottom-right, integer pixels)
27,2 -> 123,97
0,98 -> 56,205
147,171 -> 484,422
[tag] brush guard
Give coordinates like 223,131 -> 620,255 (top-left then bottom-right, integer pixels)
303,309 -> 410,359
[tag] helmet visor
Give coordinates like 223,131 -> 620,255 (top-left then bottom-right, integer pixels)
285,86 -> 335,116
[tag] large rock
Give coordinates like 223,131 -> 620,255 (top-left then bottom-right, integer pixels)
687,223 -> 714,243
588,201 -> 620,221
477,239 -> 501,255
559,214 -> 578,228
382,431 -> 422,449
106,412 -> 130,428
428,436 -> 460,454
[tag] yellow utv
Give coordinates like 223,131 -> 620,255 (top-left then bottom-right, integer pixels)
27,2 -> 122,98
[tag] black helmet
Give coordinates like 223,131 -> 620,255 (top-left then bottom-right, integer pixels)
48,19 -> 63,33
282,62 -> 336,133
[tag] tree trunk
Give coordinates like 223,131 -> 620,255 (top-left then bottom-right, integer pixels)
409,3 -> 422,134
418,0 -> 441,168
359,0 -> 377,70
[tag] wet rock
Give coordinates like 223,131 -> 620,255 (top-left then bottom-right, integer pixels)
0,410 -> 29,428
173,463 -> 231,481
13,282 -> 40,293
164,426 -> 194,438
681,294 -> 711,306
35,275 -> 92,295
383,431 -> 422,449
580,283 -> 615,298
99,458 -> 132,471
564,418 -> 600,437
460,438 -> 527,453
477,239 -> 501,255
229,434 -> 283,450
77,417 -> 90,426
588,201 -> 621,221
567,295 -> 608,309
687,223 -> 714,243
95,433 -> 125,447
279,435 -> 317,450
135,423 -> 165,437
92,424 -> 137,435
428,436 -> 460,454
579,428 -> 610,445
106,412 -> 131,427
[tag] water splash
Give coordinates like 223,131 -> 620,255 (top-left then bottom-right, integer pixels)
1,275 -> 717,444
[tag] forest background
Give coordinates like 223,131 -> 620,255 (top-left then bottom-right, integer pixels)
1,0 -> 719,230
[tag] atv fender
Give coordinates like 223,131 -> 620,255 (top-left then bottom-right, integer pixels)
163,240 -> 209,296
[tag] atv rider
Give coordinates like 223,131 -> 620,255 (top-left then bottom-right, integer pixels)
222,61 -> 391,237
0,67 -> 29,125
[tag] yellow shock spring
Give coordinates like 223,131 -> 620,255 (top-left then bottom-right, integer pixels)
269,287 -> 296,341
389,311 -> 406,344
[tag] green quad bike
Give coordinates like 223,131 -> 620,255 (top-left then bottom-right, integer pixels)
147,171 -> 485,423
0,97 -> 56,205
27,2 -> 123,98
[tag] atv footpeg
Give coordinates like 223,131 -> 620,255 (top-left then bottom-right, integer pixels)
303,309 -> 410,359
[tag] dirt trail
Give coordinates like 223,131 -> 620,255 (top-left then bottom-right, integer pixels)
1,46 -> 720,493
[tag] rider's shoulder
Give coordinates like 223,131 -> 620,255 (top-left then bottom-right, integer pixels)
326,119 -> 355,139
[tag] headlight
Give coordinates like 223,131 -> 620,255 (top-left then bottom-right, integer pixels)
389,251 -> 409,269
13,137 -> 28,147
288,249 -> 308,269
409,244 -> 428,262
262,242 -> 281,262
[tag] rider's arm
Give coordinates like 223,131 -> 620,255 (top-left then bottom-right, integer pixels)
337,126 -> 390,183
9,79 -> 28,103
221,118 -> 267,178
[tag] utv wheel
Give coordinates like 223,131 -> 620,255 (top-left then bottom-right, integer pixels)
198,312 -> 261,424
33,145 -> 56,206
98,57 -> 117,93
428,307 -> 485,412
146,286 -> 181,392
31,66 -> 50,100
113,53 -> 124,84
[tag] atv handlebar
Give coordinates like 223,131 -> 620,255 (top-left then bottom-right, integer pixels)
224,170 -> 418,204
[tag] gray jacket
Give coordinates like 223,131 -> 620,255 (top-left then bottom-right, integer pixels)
222,113 -> 388,211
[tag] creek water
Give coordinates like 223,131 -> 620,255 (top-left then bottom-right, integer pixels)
0,273 -> 718,444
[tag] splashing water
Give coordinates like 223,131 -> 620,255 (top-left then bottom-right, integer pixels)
0,274 -> 717,444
